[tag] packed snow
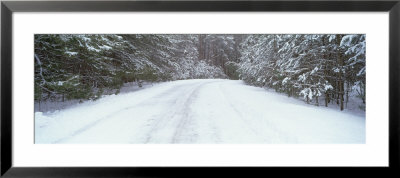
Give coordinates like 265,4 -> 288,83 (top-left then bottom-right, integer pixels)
35,79 -> 365,144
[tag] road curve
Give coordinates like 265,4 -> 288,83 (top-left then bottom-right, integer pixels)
35,79 -> 365,144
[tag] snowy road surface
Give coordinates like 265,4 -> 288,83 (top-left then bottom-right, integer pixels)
35,79 -> 365,144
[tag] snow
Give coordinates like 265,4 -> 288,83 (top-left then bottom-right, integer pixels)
34,81 -> 157,113
86,44 -> 101,52
300,88 -> 312,100
341,35 -> 361,47
334,68 -> 340,73
65,51 -> 78,56
357,66 -> 366,76
99,45 -> 112,50
324,84 -> 333,90
82,36 -> 91,42
35,79 -> 365,144
310,66 -> 318,75
328,35 -> 336,42
282,77 -> 290,85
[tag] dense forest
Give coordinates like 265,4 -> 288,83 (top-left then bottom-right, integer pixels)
34,34 -> 365,111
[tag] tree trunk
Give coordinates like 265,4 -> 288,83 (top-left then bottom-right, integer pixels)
198,34 -> 205,60
336,89 -> 340,105
340,80 -> 344,110
325,92 -> 329,107
336,34 -> 345,111
345,82 -> 349,108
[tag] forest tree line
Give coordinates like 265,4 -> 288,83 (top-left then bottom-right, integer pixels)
34,34 -> 365,111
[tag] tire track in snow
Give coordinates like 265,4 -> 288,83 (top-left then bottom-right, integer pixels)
53,83 -> 189,143
142,85 -> 196,143
144,80 -> 221,143
216,84 -> 269,142
170,83 -> 202,143
171,80 -> 225,143
52,106 -> 133,143
218,83 -> 298,143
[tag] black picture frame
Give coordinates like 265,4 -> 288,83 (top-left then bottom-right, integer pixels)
1,0 -> 399,177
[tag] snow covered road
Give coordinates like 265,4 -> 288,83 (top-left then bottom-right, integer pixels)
35,79 -> 365,144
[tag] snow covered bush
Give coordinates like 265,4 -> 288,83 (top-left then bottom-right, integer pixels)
35,34 -> 365,111
237,34 -> 365,110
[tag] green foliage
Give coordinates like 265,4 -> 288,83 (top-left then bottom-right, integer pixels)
93,88 -> 104,101
34,34 -> 232,103
34,83 -> 43,101
137,65 -> 159,82
225,62 -> 240,80
121,70 -> 137,83
238,34 -> 366,109
112,71 -> 125,89
34,34 -> 132,102
115,89 -> 120,95
66,86 -> 93,100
